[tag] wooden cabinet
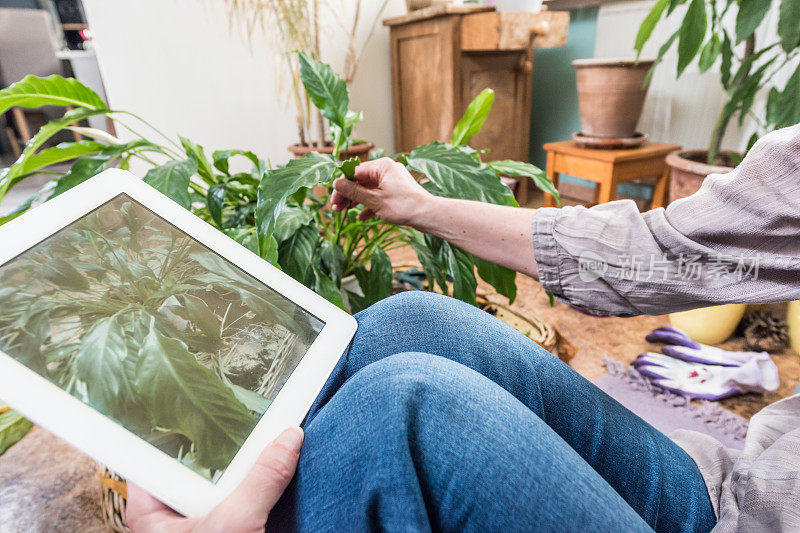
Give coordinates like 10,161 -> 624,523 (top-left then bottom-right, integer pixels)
384,6 -> 569,201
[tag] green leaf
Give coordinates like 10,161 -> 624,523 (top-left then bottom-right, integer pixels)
451,89 -> 495,146
207,183 -> 227,227
212,149 -> 265,176
311,266 -> 346,310
407,230 -> 448,294
42,257 -> 90,291
135,325 -> 258,470
0,75 -> 107,115
255,151 -> 336,256
353,246 -> 393,308
274,206 -> 315,243
667,0 -> 688,15
277,223 -> 319,284
225,381 -> 270,415
0,408 -> 33,455
778,0 -> 800,52
52,139 -> 155,197
736,0 -> 771,44
179,136 -> 216,185
720,32 -> 734,89
441,242 -> 477,306
0,180 -> 55,225
698,34 -> 722,73
337,157 -> 360,180
11,140 -> 105,178
635,0 -> 669,53
52,156 -> 109,197
474,257 -> 517,304
143,159 -> 198,209
644,30 -> 679,86
677,0 -> 707,77
766,63 -> 800,129
75,317 -> 135,414
488,160 -> 559,205
406,142 -> 517,206
223,227 -> 260,255
297,52 -> 349,128
178,295 -> 222,340
0,107 -> 108,202
320,240 -> 346,286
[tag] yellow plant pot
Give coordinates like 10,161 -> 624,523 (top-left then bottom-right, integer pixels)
788,301 -> 800,353
669,304 -> 747,345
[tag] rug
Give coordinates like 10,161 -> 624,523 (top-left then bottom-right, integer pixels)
594,358 -> 749,450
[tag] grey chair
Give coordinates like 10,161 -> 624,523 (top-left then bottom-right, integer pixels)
0,8 -> 76,157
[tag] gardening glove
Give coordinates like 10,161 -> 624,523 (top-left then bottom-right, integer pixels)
631,352 -> 779,400
646,326 -> 765,367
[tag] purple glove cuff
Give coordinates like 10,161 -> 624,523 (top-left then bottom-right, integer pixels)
645,326 -> 702,349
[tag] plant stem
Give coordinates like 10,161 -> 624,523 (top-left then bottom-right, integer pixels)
708,34 -> 755,164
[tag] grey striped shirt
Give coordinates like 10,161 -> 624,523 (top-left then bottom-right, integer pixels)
531,125 -> 800,531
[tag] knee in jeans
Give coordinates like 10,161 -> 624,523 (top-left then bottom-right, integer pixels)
355,291 -> 473,326
347,352 -> 462,402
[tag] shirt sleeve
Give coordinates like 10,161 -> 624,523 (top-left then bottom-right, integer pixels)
531,125 -> 800,317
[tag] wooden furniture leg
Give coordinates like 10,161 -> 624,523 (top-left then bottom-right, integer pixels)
544,153 -> 559,208
596,166 -> 617,204
651,165 -> 671,209
11,107 -> 31,144
5,127 -> 21,159
515,175 -> 529,205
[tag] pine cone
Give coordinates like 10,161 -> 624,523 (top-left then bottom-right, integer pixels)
740,310 -> 790,352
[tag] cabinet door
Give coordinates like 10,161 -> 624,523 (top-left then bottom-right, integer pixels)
460,51 -> 532,162
390,17 -> 459,152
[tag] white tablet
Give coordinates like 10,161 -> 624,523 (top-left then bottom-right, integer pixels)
0,168 -> 357,517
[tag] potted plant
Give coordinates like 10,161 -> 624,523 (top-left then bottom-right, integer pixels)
221,0 -> 390,161
635,0 -> 800,200
571,58 -> 655,145
0,53 -> 559,314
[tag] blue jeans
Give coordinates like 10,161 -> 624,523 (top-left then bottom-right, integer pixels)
268,292 -> 716,532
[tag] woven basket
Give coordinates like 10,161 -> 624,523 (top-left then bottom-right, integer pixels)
97,465 -> 129,533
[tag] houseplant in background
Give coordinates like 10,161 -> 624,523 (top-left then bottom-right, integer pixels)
636,0 -> 800,343
635,0 -> 800,200
222,0 -> 390,160
0,53 -> 559,314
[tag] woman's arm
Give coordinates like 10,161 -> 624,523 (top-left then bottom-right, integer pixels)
331,158 -> 539,279
332,126 -> 800,316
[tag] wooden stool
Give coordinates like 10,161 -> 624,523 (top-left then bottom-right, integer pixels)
542,141 -> 681,209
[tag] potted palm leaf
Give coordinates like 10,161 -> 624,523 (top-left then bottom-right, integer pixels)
635,0 -> 800,200
222,0 -> 390,160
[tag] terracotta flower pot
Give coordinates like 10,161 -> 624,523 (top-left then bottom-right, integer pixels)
572,58 -> 654,138
288,141 -> 374,162
665,150 -> 735,202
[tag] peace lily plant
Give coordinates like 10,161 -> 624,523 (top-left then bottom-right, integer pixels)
0,53 -> 559,314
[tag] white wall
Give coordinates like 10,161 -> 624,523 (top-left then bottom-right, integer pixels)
82,0 -> 405,172
595,0 -> 796,152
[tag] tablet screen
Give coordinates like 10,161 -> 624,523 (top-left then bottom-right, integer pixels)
0,194 -> 325,482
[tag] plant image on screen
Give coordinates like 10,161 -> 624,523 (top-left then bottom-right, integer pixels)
0,195 -> 323,481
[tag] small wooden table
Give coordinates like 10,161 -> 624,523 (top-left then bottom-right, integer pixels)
542,141 -> 681,209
